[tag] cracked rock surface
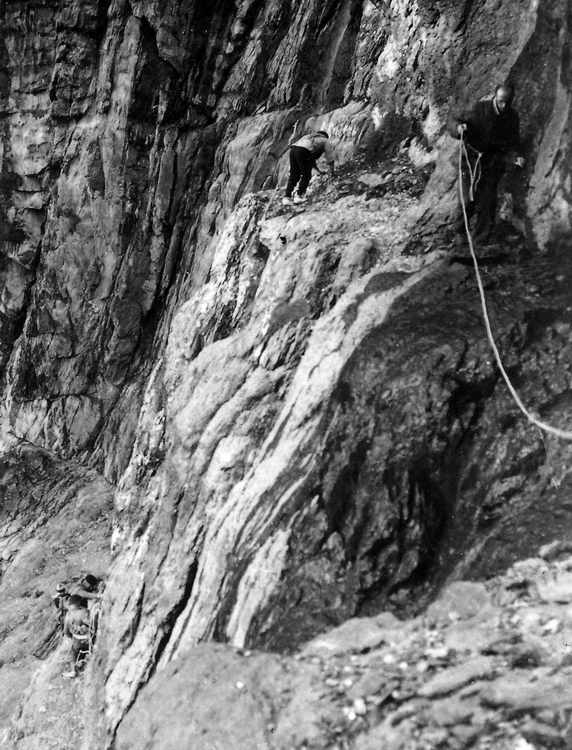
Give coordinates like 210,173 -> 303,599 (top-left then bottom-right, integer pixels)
1,1 -> 572,748
114,546 -> 572,749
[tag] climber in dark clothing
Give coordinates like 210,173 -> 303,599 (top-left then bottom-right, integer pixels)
73,574 -> 104,602
450,84 -> 525,241
283,130 -> 335,205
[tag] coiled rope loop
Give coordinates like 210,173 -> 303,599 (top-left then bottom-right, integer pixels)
458,132 -> 572,440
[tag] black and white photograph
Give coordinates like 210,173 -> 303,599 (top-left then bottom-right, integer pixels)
0,1 -> 571,748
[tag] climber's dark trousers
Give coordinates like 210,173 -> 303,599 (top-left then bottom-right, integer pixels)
456,152 -> 506,239
286,146 -> 315,197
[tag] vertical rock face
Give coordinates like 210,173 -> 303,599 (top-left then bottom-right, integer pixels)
1,0 -> 572,746
1,0 -> 570,462
0,0 -> 370,465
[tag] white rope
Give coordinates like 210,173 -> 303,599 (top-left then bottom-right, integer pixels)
461,141 -> 482,201
458,133 -> 572,440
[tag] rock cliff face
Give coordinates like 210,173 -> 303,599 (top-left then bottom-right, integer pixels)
1,0 -> 572,747
112,554 -> 572,750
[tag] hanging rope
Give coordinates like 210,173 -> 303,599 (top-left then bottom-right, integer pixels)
458,132 -> 572,441
461,140 -> 482,201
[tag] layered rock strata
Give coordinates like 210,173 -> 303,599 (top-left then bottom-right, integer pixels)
113,546 -> 572,749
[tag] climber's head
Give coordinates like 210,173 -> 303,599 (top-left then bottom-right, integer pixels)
493,84 -> 514,113
81,574 -> 99,591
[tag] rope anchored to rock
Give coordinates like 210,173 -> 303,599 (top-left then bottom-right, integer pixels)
458,132 -> 572,441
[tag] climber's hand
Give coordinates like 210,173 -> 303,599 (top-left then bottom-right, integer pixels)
457,123 -> 467,135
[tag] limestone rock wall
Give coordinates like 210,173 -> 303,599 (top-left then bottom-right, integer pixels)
1,1 -> 572,747
1,0 -> 570,467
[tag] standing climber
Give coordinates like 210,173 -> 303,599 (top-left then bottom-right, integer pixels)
62,595 -> 91,678
450,84 -> 525,242
74,573 -> 105,638
283,130 -> 335,205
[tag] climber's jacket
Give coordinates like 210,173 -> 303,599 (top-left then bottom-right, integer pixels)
449,97 -> 522,157
291,133 -> 335,167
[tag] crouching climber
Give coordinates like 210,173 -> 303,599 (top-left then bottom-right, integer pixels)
62,595 -> 91,679
283,130 -> 335,205
449,84 -> 525,243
